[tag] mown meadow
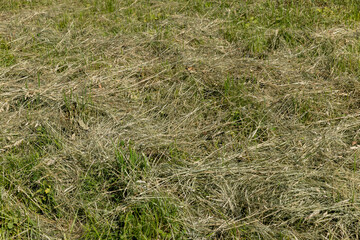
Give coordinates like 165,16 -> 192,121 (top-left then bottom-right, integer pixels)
1,0 -> 360,239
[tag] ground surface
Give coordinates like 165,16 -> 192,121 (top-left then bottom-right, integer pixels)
1,0 -> 360,239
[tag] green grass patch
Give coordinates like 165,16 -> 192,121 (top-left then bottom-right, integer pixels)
115,198 -> 185,239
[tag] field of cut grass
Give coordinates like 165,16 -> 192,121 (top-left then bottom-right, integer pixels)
2,0 -> 360,239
